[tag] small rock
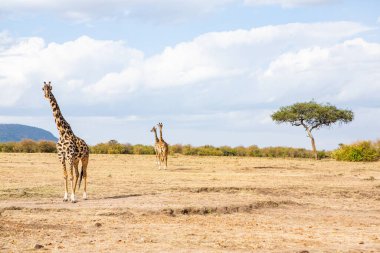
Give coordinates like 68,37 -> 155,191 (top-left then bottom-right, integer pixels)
34,244 -> 44,249
359,241 -> 364,244
299,251 -> 309,253
95,222 -> 102,227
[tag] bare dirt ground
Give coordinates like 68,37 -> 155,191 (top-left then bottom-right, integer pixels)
0,153 -> 379,252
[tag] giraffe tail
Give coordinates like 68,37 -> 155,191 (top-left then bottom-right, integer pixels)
78,168 -> 84,189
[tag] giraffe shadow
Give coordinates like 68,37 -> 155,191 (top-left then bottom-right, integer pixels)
172,167 -> 200,171
102,194 -> 143,199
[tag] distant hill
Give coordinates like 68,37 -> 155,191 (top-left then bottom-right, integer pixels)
0,124 -> 57,142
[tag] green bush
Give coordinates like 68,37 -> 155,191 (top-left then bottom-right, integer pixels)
132,144 -> 155,155
182,145 -> 197,155
246,145 -> 262,157
13,139 -> 37,153
332,141 -> 379,162
37,141 -> 57,153
0,139 -> 56,153
196,145 -> 224,156
219,146 -> 237,156
170,144 -> 183,154
91,140 -> 132,154
0,142 -> 16,152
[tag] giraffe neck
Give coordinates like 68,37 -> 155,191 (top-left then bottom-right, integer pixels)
48,93 -> 74,137
153,129 -> 159,143
159,127 -> 163,141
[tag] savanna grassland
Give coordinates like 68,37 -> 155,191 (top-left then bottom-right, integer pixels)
0,153 -> 380,252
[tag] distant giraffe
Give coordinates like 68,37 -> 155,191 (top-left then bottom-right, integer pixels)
157,122 -> 169,169
150,126 -> 161,168
42,81 -> 89,203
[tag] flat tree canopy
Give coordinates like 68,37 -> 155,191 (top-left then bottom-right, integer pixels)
272,101 -> 353,129
271,101 -> 354,159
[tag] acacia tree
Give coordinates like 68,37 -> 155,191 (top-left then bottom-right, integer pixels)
271,101 -> 354,160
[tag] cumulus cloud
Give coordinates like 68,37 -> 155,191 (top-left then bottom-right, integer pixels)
257,38 -> 380,103
0,21 -> 374,107
0,35 -> 142,106
85,21 -> 370,100
244,0 -> 336,8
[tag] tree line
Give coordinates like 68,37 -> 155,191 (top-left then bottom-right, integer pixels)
0,139 -> 326,158
1,139 -> 379,162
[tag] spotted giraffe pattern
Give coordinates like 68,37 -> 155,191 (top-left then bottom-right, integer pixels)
43,81 -> 89,203
157,122 -> 169,169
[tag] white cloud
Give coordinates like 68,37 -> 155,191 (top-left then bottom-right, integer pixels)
244,0 -> 335,8
0,21 -> 374,107
85,21 -> 370,100
0,35 -> 143,106
257,38 -> 380,103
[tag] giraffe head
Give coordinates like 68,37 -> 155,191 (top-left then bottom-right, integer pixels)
150,126 -> 157,133
157,122 -> 163,129
42,81 -> 52,99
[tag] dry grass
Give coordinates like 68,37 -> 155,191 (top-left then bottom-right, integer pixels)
0,153 -> 380,252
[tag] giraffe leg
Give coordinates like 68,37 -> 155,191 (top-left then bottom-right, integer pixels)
158,154 -> 162,170
155,153 -> 159,166
165,155 -> 168,170
73,159 -> 80,194
68,159 -> 76,203
81,156 -> 89,200
64,169 -> 69,201
58,154 -> 68,202
157,154 -> 161,169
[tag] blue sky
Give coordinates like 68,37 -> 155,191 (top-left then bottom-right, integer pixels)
0,0 -> 379,149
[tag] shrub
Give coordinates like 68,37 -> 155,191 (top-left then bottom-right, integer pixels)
170,144 -> 183,154
182,145 -> 197,155
90,143 -> 109,154
38,141 -> 57,153
90,140 -> 133,154
219,146 -> 237,156
14,139 -> 39,153
132,144 -> 155,155
0,142 -> 16,152
246,145 -> 262,157
196,145 -> 224,156
332,141 -> 379,162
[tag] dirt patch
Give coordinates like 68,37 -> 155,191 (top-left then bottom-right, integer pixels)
0,185 -> 58,199
96,209 -> 135,217
237,165 -> 305,172
161,200 -> 299,216
176,186 -> 261,193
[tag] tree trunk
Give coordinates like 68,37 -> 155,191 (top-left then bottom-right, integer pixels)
310,135 -> 318,160
305,127 -> 318,160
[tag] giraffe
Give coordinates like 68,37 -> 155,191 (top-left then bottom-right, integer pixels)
157,122 -> 169,169
150,126 -> 161,168
42,81 -> 89,203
